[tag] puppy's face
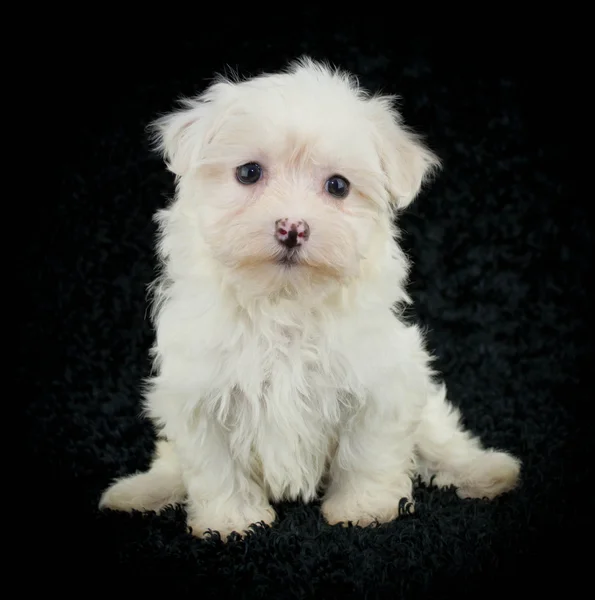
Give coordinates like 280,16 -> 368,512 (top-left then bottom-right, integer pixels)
153,59 -> 439,298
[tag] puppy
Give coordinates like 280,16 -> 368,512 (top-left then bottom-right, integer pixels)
99,58 -> 521,539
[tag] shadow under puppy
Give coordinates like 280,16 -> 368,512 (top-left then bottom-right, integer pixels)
100,58 -> 521,539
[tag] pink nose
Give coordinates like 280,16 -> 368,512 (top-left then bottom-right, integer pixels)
275,219 -> 310,249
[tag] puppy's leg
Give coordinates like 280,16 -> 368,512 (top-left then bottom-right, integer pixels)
99,438 -> 186,512
415,383 -> 521,499
175,416 -> 276,540
322,401 -> 416,527
322,322 -> 437,527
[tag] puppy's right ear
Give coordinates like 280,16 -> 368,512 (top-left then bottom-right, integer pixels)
149,81 -> 235,177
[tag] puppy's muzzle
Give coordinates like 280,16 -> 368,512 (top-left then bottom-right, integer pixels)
275,219 -> 310,249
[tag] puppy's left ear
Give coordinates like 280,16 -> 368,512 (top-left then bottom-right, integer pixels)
369,96 -> 441,210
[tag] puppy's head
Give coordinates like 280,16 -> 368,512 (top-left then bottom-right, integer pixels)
152,58 -> 439,299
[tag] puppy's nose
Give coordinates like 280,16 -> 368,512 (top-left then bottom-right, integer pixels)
275,219 -> 310,249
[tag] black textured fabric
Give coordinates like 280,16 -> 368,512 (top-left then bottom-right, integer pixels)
28,24 -> 590,598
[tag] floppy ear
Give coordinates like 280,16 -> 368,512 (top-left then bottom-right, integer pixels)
149,81 -> 236,177
370,96 -> 441,210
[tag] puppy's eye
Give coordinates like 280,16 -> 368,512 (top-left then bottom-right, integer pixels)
325,175 -> 350,199
236,162 -> 263,185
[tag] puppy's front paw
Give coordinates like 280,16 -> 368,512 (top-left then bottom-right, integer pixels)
322,492 -> 414,528
188,502 -> 277,541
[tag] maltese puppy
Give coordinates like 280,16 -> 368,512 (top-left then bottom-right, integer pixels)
99,58 -> 521,539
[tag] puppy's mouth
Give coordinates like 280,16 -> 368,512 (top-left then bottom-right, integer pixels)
277,248 -> 302,267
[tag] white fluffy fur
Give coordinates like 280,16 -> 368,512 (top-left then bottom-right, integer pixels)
99,58 -> 521,539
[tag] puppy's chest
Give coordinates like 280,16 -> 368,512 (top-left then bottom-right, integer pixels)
233,325 -> 328,395
224,325 -> 343,501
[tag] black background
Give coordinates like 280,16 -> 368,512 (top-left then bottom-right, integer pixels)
25,15 -> 591,598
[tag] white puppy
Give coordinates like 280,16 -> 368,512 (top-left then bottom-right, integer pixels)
99,58 -> 521,539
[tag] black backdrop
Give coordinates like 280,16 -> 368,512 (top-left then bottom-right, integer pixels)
26,18 -> 591,598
